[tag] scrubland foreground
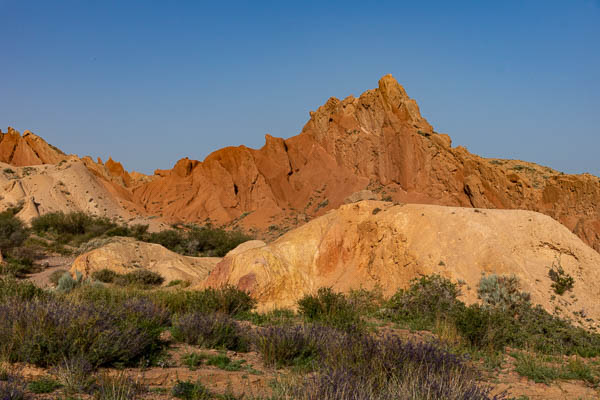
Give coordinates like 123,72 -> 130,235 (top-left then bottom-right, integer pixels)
2,200 -> 600,399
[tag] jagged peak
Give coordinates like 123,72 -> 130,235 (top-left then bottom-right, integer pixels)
301,75 -> 432,140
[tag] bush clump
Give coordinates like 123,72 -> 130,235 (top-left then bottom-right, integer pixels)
548,261 -> 575,295
254,325 -> 324,368
0,211 -> 28,254
147,225 -> 251,257
31,211 -> 116,237
91,268 -> 118,283
298,287 -> 363,332
264,327 -> 503,400
0,372 -> 28,400
56,271 -> 94,293
171,312 -> 249,352
383,274 -> 600,356
0,257 -> 37,278
30,211 -> 251,256
65,284 -> 256,317
478,274 -> 531,312
27,377 -> 62,394
0,296 -> 169,368
114,270 -> 165,287
385,274 -> 461,328
156,285 -> 256,315
0,277 -> 47,302
171,380 -> 211,400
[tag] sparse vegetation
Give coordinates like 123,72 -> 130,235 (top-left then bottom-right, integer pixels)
478,274 -> 531,311
171,380 -> 211,400
91,268 -> 119,283
0,211 -> 28,255
298,287 -> 363,332
0,372 -> 27,400
113,269 -> 165,287
30,211 -> 251,256
172,312 -> 249,351
548,260 -> 575,295
27,377 -> 62,394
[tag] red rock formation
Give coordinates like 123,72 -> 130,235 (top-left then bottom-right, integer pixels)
130,75 -> 600,252
0,127 -> 66,166
4,75 -> 600,252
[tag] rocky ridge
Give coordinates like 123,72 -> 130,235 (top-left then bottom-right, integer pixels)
3,75 -> 600,251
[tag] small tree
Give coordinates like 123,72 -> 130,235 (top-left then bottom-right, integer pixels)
0,211 -> 28,255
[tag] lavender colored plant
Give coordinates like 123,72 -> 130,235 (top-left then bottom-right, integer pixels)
171,312 -> 249,351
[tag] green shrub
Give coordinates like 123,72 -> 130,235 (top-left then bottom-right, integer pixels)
0,276 -> 47,301
147,226 -> 251,257
92,269 -> 118,283
298,287 -> 363,332
94,371 -> 145,400
27,377 -> 61,393
171,313 -> 249,351
477,274 -> 531,312
512,353 -> 560,384
171,380 -> 211,400
31,211 -> 115,236
239,308 -> 297,326
56,271 -> 90,293
386,274 -> 461,328
548,261 -> 574,295
185,226 -> 251,257
254,325 -> 320,368
0,257 -> 36,278
452,304 -> 514,350
155,285 -> 256,315
66,284 -> 255,316
204,353 -> 244,371
49,269 -> 68,286
114,270 -> 164,287
0,211 -> 28,253
181,352 -> 207,370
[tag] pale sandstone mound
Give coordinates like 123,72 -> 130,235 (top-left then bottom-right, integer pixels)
0,159 -> 132,222
127,76 -> 600,252
71,237 -> 221,285
205,201 -> 600,327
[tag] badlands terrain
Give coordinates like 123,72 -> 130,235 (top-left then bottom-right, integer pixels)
2,75 -> 600,399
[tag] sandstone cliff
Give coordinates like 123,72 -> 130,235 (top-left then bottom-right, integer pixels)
0,127 -> 67,166
4,75 -> 600,251
204,200 -> 600,329
129,75 -> 600,252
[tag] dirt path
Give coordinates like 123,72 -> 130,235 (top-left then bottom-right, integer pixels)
27,255 -> 75,287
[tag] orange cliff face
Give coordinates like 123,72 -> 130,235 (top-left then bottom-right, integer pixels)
0,127 -> 67,166
130,75 -> 600,252
4,75 -> 600,252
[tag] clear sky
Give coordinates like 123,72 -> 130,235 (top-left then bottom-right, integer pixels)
1,1 -> 599,175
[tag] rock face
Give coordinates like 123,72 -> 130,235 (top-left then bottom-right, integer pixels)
0,159 -> 133,222
71,237 -> 221,285
204,201 -> 600,328
4,75 -> 600,251
0,127 -> 67,166
127,75 -> 600,252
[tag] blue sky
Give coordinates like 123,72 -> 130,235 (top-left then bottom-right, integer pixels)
1,1 -> 599,175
